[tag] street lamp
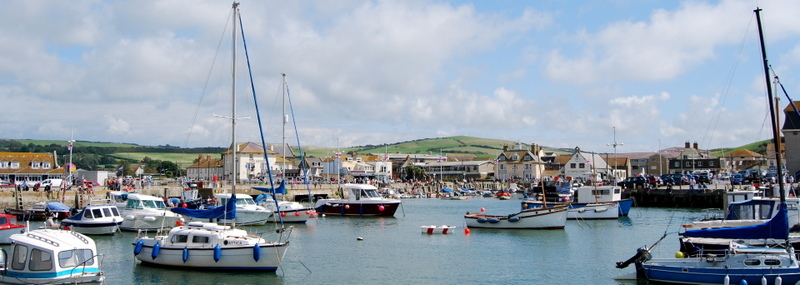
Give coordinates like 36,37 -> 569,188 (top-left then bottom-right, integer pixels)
607,126 -> 623,182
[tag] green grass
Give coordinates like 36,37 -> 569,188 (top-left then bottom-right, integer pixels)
108,153 -> 211,167
15,139 -> 142,148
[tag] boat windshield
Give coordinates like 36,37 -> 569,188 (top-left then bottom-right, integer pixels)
218,197 -> 256,206
362,189 -> 381,198
58,248 -> 95,268
128,199 -> 167,210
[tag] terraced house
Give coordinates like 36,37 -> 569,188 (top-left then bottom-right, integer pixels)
495,143 -> 545,182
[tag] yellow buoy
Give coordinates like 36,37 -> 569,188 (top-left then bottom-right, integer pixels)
674,251 -> 685,258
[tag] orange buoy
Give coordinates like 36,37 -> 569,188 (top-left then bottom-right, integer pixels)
480,207 -> 485,212
280,212 -> 286,217
294,212 -> 301,216
463,228 -> 471,234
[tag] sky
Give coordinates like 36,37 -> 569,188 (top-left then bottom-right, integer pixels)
2,0 -> 800,155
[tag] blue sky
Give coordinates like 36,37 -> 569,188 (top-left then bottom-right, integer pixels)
1,0 -> 799,155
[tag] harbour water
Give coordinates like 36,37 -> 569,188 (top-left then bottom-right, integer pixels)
35,197 -> 720,284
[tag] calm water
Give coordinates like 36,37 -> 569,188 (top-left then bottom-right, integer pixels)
41,197 -> 722,284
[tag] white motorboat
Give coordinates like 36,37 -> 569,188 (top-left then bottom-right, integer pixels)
185,193 -> 271,226
119,193 -> 183,231
521,200 -> 619,220
0,229 -> 104,284
60,203 -> 123,235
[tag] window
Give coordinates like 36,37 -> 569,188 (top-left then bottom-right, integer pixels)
192,236 -> 210,244
28,248 -> 53,271
171,234 -> 189,243
570,163 -> 576,168
10,162 -> 19,169
764,259 -> 780,266
84,210 -> 94,219
102,207 -> 113,217
0,161 -> 6,168
579,163 -> 585,168
31,162 -> 41,169
11,244 -> 28,270
91,209 -> 103,218
58,249 -> 94,268
43,162 -> 51,168
744,259 -> 761,266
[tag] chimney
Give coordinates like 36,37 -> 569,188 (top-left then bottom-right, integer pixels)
502,144 -> 509,151
693,142 -> 699,150
685,141 -> 690,148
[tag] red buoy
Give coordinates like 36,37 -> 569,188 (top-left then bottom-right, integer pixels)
378,205 -> 385,211
280,212 -> 286,217
463,228 -> 471,234
480,207 -> 485,212
345,205 -> 350,210
294,212 -> 301,216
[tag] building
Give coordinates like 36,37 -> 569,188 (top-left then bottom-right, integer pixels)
782,101 -> 800,177
495,143 -> 545,182
667,142 -> 722,174
0,152 -> 65,185
562,147 -> 611,182
186,155 -> 225,182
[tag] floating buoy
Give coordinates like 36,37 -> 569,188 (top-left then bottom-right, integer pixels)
378,205 -> 385,211
253,244 -> 261,262
182,247 -> 189,263
357,237 -> 363,241
480,207 -> 486,212
280,212 -> 286,217
151,242 -> 161,260
134,240 -> 143,255
463,228 -> 471,234
213,245 -> 222,262
294,212 -> 301,216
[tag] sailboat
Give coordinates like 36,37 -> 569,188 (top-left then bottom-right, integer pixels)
252,73 -> 316,223
616,8 -> 800,284
132,2 -> 290,271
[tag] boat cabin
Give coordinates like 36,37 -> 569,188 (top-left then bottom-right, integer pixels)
125,194 -> 169,210
0,229 -> 102,283
346,184 -> 382,200
572,186 -> 623,204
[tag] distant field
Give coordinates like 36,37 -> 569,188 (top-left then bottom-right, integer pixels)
15,139 -> 141,148
109,152 -> 212,167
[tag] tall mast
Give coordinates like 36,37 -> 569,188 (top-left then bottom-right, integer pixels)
231,2 -> 239,196
282,73 -> 287,180
755,8 -> 785,201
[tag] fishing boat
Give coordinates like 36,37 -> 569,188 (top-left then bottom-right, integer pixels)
314,183 -> 402,216
0,214 -> 25,244
495,191 -> 513,200
0,229 -> 104,284
119,193 -> 183,231
521,200 -> 619,220
572,185 -> 633,216
464,204 -> 568,229
60,203 -> 123,235
421,225 -> 457,234
133,3 -> 290,271
616,9 -> 800,284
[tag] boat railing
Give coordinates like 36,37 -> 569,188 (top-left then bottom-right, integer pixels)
68,231 -> 90,245
26,232 -> 59,247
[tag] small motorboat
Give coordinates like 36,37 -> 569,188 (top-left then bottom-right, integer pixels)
60,203 -> 123,235
0,229 -> 104,284
0,214 -> 25,244
421,225 -> 457,234
464,205 -> 568,229
5,200 -> 72,221
119,194 -> 183,231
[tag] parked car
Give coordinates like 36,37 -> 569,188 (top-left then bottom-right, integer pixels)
646,175 -> 661,187
731,173 -> 744,184
617,176 -> 647,189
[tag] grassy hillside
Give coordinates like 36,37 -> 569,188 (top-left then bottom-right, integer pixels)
10,139 -> 143,148
108,153 -> 210,168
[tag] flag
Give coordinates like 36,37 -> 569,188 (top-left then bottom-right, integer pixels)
117,167 -> 123,172
335,152 -> 341,158
67,142 -> 73,151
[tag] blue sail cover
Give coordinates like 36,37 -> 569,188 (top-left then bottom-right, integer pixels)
252,180 -> 286,195
683,203 -> 789,240
171,193 -> 237,220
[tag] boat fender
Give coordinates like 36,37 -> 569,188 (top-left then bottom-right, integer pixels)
774,275 -> 781,285
760,275 -> 766,285
134,240 -> 144,255
723,275 -> 729,285
182,247 -> 189,263
151,242 -> 160,260
508,217 -> 520,222
738,279 -> 747,285
253,244 -> 261,262
477,218 -> 487,223
213,244 -> 221,262
488,218 -> 500,224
